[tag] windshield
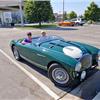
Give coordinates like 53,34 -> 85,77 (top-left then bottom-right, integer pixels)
64,20 -> 70,22
32,35 -> 63,46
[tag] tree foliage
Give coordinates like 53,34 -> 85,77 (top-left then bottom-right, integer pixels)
24,0 -> 34,23
24,0 -> 55,26
84,2 -> 100,22
67,11 -> 77,19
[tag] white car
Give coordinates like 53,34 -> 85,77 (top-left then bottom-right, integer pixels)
71,18 -> 85,26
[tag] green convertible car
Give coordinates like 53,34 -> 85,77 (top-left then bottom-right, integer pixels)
10,35 -> 100,87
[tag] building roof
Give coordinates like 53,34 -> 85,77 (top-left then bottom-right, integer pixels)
0,0 -> 23,11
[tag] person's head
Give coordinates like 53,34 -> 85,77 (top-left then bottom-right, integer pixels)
41,31 -> 46,37
27,32 -> 32,39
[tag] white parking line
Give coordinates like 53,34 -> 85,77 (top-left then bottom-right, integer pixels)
0,49 -> 60,100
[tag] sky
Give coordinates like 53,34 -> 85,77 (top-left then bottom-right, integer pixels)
50,0 -> 100,15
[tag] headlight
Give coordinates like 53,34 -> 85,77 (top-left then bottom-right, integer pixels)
75,62 -> 82,72
98,50 -> 100,66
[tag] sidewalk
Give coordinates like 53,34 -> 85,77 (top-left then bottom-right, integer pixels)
93,92 -> 100,100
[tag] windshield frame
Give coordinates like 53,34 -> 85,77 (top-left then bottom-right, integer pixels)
32,35 -> 64,46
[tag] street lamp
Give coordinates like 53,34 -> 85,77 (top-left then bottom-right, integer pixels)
63,0 -> 64,21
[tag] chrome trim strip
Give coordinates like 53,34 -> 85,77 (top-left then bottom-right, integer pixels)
36,53 -> 46,58
20,55 -> 47,70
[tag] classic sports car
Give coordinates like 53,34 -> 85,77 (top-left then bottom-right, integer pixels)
58,20 -> 75,26
10,35 -> 100,87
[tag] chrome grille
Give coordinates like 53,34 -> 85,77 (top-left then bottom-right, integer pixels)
80,54 -> 92,69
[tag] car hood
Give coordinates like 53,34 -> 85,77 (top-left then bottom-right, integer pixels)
41,40 -> 87,59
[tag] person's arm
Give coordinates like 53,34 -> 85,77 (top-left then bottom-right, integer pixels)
21,39 -> 27,45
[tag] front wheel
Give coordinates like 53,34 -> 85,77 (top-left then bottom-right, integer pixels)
48,63 -> 72,87
12,46 -> 21,61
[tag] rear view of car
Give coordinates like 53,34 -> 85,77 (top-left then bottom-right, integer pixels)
71,18 -> 85,26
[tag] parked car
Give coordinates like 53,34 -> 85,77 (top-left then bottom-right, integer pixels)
58,20 -> 75,26
71,18 -> 85,26
10,35 -> 100,87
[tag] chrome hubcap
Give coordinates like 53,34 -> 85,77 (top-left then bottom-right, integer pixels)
52,68 -> 69,84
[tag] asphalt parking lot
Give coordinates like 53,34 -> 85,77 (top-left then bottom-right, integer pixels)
0,24 -> 100,100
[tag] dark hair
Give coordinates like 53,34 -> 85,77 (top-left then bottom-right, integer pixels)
27,32 -> 32,36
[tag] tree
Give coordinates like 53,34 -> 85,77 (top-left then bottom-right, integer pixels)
67,11 -> 77,19
78,15 -> 84,19
24,0 -> 35,23
84,2 -> 100,22
24,0 -> 55,26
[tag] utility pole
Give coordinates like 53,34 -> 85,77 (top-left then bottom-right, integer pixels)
19,0 -> 24,26
63,0 -> 64,21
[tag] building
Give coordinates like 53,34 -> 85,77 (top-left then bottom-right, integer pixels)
0,12 -> 12,26
54,13 -> 63,22
0,0 -> 24,27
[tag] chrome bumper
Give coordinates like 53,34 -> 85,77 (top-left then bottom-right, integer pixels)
98,60 -> 100,67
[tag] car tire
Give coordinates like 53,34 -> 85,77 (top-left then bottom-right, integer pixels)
80,24 -> 83,26
12,46 -> 21,61
76,22 -> 79,26
48,63 -> 72,87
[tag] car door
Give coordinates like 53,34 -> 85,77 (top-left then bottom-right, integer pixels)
17,42 -> 49,69
16,42 -> 35,59
28,44 -> 50,69
30,46 -> 50,68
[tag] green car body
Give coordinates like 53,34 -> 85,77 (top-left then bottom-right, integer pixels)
10,35 -> 100,87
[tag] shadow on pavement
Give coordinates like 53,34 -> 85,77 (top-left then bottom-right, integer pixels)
19,59 -> 99,100
41,26 -> 78,31
70,69 -> 100,100
19,59 -> 77,92
0,26 -> 14,28
19,59 -> 47,77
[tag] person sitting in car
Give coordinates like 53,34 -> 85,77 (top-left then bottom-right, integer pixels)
38,31 -> 48,42
22,32 -> 32,45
